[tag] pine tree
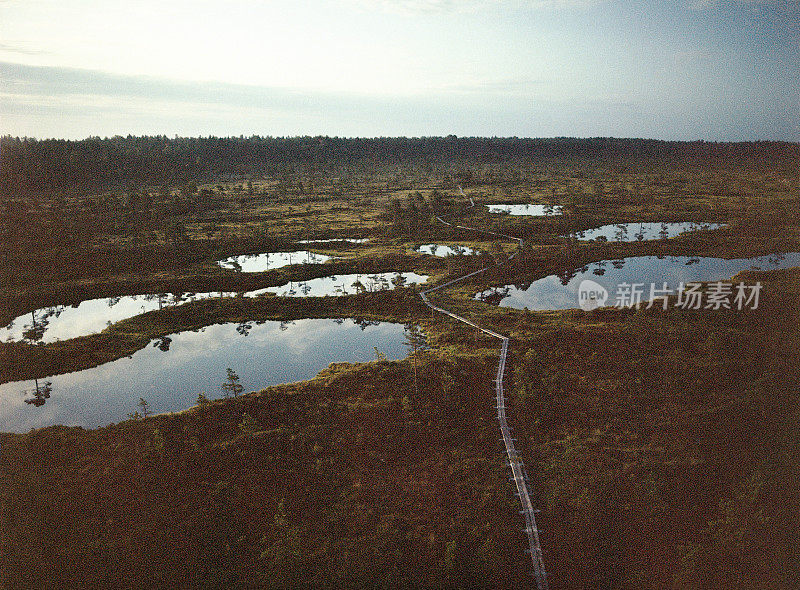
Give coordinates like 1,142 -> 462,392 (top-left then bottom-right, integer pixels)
404,324 -> 427,398
139,397 -> 152,418
221,368 -> 243,398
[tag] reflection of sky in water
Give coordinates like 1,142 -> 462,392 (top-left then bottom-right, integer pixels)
0,292 -> 235,344
417,244 -> 478,257
251,272 -> 428,297
217,250 -> 334,272
576,222 -> 726,241
477,253 -> 800,311
1,272 -> 428,343
1,270 -> 428,344
487,204 -> 562,216
0,319 -> 410,432
297,238 -> 369,244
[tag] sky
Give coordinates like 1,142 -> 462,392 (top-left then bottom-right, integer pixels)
0,0 -> 798,141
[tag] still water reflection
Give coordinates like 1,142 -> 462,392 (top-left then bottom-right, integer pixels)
297,238 -> 369,244
576,222 -> 726,242
1,273 -> 428,344
248,272 -> 428,297
416,244 -> 478,257
477,252 -> 800,310
0,319 -> 410,432
0,292 -> 236,344
218,250 -> 335,272
487,204 -> 563,216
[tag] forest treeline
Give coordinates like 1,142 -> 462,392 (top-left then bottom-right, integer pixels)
2,135 -> 798,196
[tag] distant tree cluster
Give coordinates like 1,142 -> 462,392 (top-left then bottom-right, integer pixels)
2,135 -> 797,197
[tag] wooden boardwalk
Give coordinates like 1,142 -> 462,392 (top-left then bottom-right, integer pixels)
420,188 -> 549,589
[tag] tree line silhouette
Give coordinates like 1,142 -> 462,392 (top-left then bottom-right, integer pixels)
2,135 -> 797,197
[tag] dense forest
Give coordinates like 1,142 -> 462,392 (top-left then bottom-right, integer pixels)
2,135 -> 798,196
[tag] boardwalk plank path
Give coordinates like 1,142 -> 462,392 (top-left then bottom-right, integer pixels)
420,188 -> 549,590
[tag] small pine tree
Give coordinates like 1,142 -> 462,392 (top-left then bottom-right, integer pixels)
221,368 -> 243,398
404,324 -> 427,398
138,397 -> 152,418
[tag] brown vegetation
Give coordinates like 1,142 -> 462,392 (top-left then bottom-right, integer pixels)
1,137 -> 799,588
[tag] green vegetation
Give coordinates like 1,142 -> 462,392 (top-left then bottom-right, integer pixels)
1,137 -> 799,588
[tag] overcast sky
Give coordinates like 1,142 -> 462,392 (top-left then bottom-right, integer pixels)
1,0 -> 798,140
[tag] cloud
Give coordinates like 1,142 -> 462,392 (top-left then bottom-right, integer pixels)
345,0 -> 489,15
440,77 -> 549,94
345,0 -> 603,15
692,0 -> 800,9
0,60 -> 622,139
0,61 -> 552,106
0,42 -> 48,56
0,61 -> 330,113
1,58 -> 797,142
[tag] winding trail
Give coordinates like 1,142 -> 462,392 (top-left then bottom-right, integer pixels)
419,188 -> 549,589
